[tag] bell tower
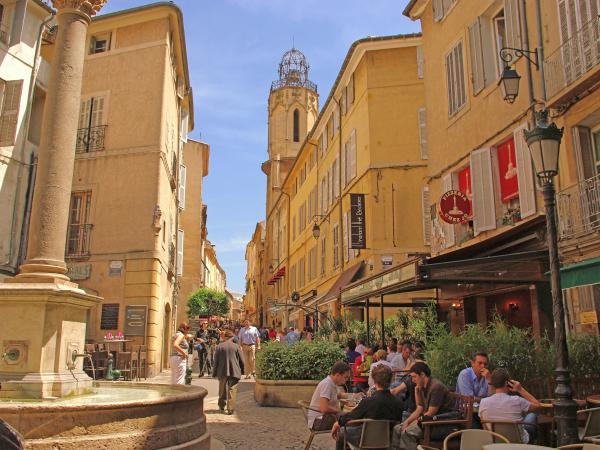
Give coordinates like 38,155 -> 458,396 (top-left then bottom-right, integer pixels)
262,48 -> 318,214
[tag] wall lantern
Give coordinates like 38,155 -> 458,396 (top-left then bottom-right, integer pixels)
524,110 -> 564,185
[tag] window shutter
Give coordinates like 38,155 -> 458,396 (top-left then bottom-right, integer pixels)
341,89 -> 347,115
442,174 -> 456,247
418,107 -> 428,159
504,0 -> 522,50
178,164 -> 187,209
572,125 -> 596,181
176,229 -> 184,276
180,108 -> 189,143
343,211 -> 349,262
334,103 -> 340,131
468,17 -> 486,95
350,129 -> 357,180
471,147 -> 497,233
91,96 -> 105,127
333,157 -> 340,198
0,80 -> 23,146
513,124 -> 537,218
433,0 -> 444,21
328,166 -> 333,207
347,74 -> 355,106
422,186 -> 431,245
341,141 -> 347,187
416,46 -> 424,79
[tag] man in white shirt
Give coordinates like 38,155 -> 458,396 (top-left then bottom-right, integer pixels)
307,361 -> 351,430
237,319 -> 261,379
391,341 -> 415,371
479,368 -> 540,443
368,350 -> 393,387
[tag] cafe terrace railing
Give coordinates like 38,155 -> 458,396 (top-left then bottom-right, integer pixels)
544,16 -> 600,99
556,173 -> 600,240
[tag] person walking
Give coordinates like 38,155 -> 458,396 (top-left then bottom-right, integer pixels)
212,329 -> 245,414
170,323 -> 190,385
238,319 -> 261,378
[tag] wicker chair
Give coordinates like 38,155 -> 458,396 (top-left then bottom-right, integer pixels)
297,400 -> 337,450
342,419 -> 399,450
481,420 -> 537,444
421,393 -> 475,448
579,407 -> 600,444
441,429 -> 510,450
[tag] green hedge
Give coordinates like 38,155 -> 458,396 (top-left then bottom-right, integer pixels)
255,340 -> 345,381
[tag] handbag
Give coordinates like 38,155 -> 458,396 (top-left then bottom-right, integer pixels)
312,413 -> 337,431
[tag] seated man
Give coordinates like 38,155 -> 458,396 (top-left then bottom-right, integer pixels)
346,340 -> 361,364
391,341 -> 415,371
307,361 -> 351,431
478,368 -> 540,443
456,352 -> 493,427
332,365 -> 404,450
392,362 -> 456,450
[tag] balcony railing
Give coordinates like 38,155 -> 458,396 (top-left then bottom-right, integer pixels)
76,125 -> 107,153
544,16 -> 600,99
557,173 -> 600,240
66,224 -> 92,257
270,78 -> 317,92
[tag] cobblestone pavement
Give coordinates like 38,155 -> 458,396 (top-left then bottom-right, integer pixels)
144,371 -> 334,450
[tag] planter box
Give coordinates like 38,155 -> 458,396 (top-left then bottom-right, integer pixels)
254,378 -> 319,408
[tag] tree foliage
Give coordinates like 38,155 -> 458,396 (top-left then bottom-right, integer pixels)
187,287 -> 230,317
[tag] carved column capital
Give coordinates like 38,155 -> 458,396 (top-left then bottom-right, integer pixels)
51,0 -> 107,17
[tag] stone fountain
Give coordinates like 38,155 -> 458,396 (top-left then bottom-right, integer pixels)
0,1 -> 209,448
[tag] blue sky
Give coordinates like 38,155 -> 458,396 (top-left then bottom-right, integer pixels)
101,0 -> 420,292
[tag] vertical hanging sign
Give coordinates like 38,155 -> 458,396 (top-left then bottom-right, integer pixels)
350,193 -> 366,249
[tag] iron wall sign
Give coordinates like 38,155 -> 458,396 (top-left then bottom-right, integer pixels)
350,193 -> 366,249
124,305 -> 147,336
438,190 -> 470,224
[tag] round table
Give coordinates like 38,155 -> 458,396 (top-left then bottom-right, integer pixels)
483,444 -> 554,450
587,394 -> 600,406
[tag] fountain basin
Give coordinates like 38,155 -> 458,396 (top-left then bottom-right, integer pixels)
0,382 -> 210,449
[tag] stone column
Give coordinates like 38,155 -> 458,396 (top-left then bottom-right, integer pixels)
14,0 -> 107,283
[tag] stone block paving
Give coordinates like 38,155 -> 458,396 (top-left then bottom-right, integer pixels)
139,372 -> 334,450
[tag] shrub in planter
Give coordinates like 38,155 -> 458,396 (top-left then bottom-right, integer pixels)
256,340 -> 345,381
568,333 -> 600,378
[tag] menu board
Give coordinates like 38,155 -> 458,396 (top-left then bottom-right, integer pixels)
124,305 -> 147,336
100,303 -> 119,330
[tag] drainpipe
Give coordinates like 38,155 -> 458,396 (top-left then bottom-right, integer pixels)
534,0 -> 547,102
332,96 -> 345,321
3,12 -> 54,270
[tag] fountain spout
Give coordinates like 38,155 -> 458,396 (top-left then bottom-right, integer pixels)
69,352 -> 95,381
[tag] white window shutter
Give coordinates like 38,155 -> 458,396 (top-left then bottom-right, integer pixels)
91,96 -> 105,127
341,141 -> 347,187
179,164 -> 187,209
350,129 -> 357,180
176,229 -> 184,276
468,17 -> 486,95
0,80 -> 23,146
471,147 -> 497,233
418,107 -> 428,159
180,108 -> 189,143
504,0 -> 522,50
347,75 -> 355,105
422,186 -> 431,245
343,211 -> 349,262
442,174 -> 456,247
513,124 -> 537,218
416,46 -> 424,79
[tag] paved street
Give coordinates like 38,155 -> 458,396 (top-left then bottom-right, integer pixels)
147,371 -> 333,450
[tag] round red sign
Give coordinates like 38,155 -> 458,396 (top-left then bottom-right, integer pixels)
438,190 -> 470,224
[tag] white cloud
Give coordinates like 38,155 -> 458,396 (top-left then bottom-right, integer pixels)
212,237 -> 249,253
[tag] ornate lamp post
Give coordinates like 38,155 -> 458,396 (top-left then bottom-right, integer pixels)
524,110 -> 578,446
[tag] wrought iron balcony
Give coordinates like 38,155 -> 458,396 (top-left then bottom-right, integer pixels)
76,125 -> 107,153
544,17 -> 600,100
66,224 -> 92,257
270,78 -> 317,92
557,173 -> 600,240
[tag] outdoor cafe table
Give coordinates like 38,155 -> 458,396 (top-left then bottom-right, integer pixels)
102,339 -> 131,353
483,444 -> 554,450
588,394 -> 600,406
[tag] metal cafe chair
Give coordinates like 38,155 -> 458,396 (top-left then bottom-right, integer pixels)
297,400 -> 337,450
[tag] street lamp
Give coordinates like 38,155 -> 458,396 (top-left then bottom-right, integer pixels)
524,109 -> 578,446
499,66 -> 521,104
311,215 -> 330,240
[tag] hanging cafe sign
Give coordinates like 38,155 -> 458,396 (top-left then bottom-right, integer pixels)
438,190 -> 470,224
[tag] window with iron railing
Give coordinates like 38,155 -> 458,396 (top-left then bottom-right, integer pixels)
77,96 -> 107,152
66,191 -> 92,257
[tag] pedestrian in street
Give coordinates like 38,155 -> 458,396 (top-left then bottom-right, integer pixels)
170,323 -> 190,385
285,326 -> 300,345
237,319 -> 261,378
195,322 -> 209,377
212,329 -> 245,415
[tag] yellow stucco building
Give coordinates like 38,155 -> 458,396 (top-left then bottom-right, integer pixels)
404,0 -> 600,334
250,35 -> 435,333
54,3 -> 197,376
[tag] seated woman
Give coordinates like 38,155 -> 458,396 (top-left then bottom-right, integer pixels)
351,347 -> 373,393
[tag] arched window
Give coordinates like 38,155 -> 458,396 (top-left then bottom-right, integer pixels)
293,109 -> 300,142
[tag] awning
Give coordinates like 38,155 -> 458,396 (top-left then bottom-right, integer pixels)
561,257 -> 600,289
342,258 -> 435,306
319,262 -> 364,306
419,250 -> 549,284
267,266 -> 286,285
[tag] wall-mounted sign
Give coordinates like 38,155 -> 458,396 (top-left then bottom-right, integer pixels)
580,311 -> 598,325
100,303 -> 119,330
350,193 -> 366,249
109,260 -> 123,277
67,263 -> 91,280
439,190 -> 470,224
381,256 -> 393,267
124,305 -> 147,336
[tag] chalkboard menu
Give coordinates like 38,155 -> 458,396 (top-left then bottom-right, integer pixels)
124,305 -> 147,336
100,303 -> 119,330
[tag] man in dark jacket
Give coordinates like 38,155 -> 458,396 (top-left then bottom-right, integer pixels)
331,364 -> 403,450
212,329 -> 245,414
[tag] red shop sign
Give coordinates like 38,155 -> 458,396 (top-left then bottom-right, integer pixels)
439,190 -> 470,224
